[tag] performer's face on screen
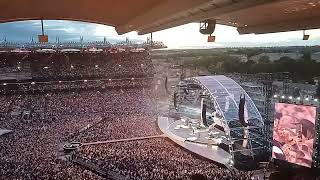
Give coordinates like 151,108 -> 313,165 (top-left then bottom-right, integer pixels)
275,127 -> 293,144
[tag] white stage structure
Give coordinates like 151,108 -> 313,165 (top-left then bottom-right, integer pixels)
172,75 -> 265,168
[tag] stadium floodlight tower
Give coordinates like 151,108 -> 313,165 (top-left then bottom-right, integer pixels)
174,75 -> 266,170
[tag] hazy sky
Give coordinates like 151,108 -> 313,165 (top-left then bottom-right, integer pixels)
1,20 -> 320,48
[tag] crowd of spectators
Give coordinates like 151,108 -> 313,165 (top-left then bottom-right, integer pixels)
73,113 -> 160,143
0,78 -> 153,94
0,51 -> 154,81
0,87 -> 159,179
0,49 -> 254,180
78,138 -> 252,180
0,88 -> 156,120
0,112 -> 105,179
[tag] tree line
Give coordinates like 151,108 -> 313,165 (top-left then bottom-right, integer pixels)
181,50 -> 320,84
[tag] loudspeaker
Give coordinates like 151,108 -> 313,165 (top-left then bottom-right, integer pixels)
173,92 -> 177,109
303,35 -> 309,40
202,104 -> 208,126
238,94 -> 248,127
207,35 -> 215,42
164,77 -> 168,92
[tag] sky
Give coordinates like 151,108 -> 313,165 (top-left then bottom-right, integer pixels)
0,20 -> 320,48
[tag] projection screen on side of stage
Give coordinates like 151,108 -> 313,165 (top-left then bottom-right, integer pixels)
272,103 -> 317,168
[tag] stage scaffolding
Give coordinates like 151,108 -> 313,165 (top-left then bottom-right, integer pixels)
238,73 -> 274,154
228,73 -> 300,153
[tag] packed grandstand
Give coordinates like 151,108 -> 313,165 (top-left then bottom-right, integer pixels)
0,47 -> 253,180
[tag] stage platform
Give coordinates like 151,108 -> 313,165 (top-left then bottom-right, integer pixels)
158,116 -> 231,165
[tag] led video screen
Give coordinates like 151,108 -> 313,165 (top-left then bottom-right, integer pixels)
272,103 -> 316,167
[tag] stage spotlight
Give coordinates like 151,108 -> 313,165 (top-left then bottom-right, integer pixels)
281,95 -> 285,99
289,96 -> 293,100
31,82 -> 35,85
229,159 -> 234,166
297,97 -> 301,100
273,95 -> 278,98
84,80 -> 88,83
314,99 -> 318,102
305,97 -> 309,101
3,83 -> 7,86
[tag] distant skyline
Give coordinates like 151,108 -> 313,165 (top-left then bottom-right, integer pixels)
0,20 -> 320,48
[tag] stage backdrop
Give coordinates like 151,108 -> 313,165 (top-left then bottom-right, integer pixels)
272,103 -> 317,167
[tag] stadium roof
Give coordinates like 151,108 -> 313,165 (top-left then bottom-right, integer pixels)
0,0 -> 320,35
191,75 -> 263,127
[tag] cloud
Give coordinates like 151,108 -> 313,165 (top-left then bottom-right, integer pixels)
0,20 -> 150,43
0,20 -> 113,42
153,23 -> 320,48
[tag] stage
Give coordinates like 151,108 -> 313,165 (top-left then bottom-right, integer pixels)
158,116 -> 232,165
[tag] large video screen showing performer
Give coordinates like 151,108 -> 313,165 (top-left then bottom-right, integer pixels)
272,103 -> 316,167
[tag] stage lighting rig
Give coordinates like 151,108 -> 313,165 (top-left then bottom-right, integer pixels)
199,19 -> 216,35
199,19 -> 216,42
